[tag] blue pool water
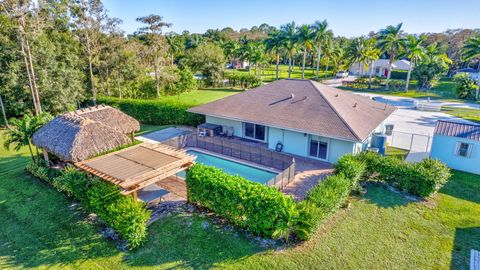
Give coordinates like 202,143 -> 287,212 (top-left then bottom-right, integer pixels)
178,150 -> 277,184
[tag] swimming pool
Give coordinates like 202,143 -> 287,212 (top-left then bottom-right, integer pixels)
178,150 -> 277,184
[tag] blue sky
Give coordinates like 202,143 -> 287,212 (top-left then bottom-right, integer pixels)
103,0 -> 480,37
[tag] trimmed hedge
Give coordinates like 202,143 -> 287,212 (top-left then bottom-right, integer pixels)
338,152 -> 451,197
294,174 -> 353,241
391,70 -> 408,80
186,164 -> 298,238
98,96 -> 205,126
26,162 -> 151,249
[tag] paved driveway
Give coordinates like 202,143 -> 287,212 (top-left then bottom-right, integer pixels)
353,93 -> 477,161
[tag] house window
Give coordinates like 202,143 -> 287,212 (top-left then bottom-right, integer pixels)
244,122 -> 266,141
456,142 -> 473,157
309,136 -> 328,160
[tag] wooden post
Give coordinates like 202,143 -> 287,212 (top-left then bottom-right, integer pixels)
132,190 -> 138,202
130,132 -> 135,143
43,149 -> 49,164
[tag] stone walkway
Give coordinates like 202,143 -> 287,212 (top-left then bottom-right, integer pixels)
282,156 -> 334,201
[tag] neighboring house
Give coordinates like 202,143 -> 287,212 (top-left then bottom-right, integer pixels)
455,68 -> 480,82
430,120 -> 480,175
349,59 -> 411,77
188,79 -> 396,163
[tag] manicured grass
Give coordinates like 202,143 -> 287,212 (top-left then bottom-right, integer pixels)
441,106 -> 480,124
1,130 -> 479,269
160,88 -> 243,105
339,77 -> 462,101
386,146 -> 409,160
225,64 -> 334,82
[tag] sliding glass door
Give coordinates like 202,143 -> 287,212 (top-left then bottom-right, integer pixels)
309,136 -> 328,160
244,122 -> 266,141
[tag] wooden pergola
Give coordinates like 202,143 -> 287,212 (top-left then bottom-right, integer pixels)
75,143 -> 195,199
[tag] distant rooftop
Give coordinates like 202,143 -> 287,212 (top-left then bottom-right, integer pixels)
434,120 -> 480,142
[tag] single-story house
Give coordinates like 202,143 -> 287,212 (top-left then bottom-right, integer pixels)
430,120 -> 480,175
188,79 -> 396,163
455,68 -> 480,82
349,59 -> 411,77
32,105 -> 140,162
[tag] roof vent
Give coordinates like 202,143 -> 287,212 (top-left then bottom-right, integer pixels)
353,102 -> 357,108
335,94 -> 339,97
291,93 -> 295,99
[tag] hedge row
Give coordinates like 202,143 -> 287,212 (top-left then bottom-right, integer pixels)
335,152 -> 451,197
294,174 -> 354,240
390,70 -> 408,80
186,164 -> 298,238
26,162 -> 151,249
98,96 -> 205,126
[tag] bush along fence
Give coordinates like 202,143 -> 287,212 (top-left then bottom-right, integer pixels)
26,162 -> 151,249
335,152 -> 451,197
98,96 -> 205,126
186,164 -> 298,238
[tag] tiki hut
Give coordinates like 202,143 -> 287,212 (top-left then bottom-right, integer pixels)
32,105 -> 140,162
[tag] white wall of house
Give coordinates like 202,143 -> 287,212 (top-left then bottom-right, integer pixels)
205,116 -> 360,163
430,134 -> 480,175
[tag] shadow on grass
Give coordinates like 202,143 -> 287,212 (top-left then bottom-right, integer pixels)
126,213 -> 266,269
451,227 -> 480,270
362,183 -> 411,208
440,170 -> 480,204
0,155 -> 120,269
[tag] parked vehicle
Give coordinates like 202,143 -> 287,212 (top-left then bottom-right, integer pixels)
336,71 -> 349,78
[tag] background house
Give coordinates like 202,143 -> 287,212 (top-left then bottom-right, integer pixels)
430,120 -> 480,175
349,59 -> 411,77
188,79 -> 396,163
455,67 -> 480,82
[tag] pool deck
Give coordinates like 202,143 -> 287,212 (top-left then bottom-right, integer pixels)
282,156 -> 334,201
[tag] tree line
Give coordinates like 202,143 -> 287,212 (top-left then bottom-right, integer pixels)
1,0 -> 480,124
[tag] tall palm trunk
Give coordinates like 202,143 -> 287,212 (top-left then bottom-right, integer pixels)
154,51 -> 160,98
275,52 -> 280,80
315,43 -> 322,80
301,48 -> 307,79
385,51 -> 394,90
405,61 -> 413,92
288,56 -> 292,78
368,60 -> 374,89
0,94 -> 8,128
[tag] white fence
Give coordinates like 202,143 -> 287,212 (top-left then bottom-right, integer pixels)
387,131 -> 432,152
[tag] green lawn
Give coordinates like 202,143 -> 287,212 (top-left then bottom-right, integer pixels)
225,64 -> 334,82
386,146 -> 409,160
1,130 -> 479,269
151,88 -> 243,106
442,106 -> 480,124
339,77 -> 464,102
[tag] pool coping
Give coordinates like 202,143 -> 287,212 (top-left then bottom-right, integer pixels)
185,147 -> 281,174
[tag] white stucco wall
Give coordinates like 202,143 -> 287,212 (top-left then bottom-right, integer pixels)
430,134 -> 480,175
328,139 -> 355,163
205,115 -> 243,137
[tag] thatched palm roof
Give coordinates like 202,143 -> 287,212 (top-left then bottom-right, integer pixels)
32,105 -> 140,162
70,105 -> 139,134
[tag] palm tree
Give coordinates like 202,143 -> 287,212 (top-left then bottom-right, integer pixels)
462,35 -> 480,99
347,37 -> 369,76
165,34 -> 182,65
403,35 -> 425,91
312,20 -> 333,80
296,24 -> 315,79
462,35 -> 480,71
280,22 -> 298,78
364,38 -> 380,89
264,30 -> 284,80
3,113 -> 52,161
377,23 -> 405,89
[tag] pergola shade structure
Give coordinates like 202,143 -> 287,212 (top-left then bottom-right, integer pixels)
75,143 -> 196,196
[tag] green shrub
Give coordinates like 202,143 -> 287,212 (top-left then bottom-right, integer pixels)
306,174 -> 351,214
334,154 -> 366,187
293,201 -> 324,241
390,70 -> 408,80
186,164 -> 298,238
26,163 -> 151,249
98,96 -> 205,126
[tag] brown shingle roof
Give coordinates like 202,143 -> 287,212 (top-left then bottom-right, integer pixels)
434,120 -> 480,142
188,79 -> 396,142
